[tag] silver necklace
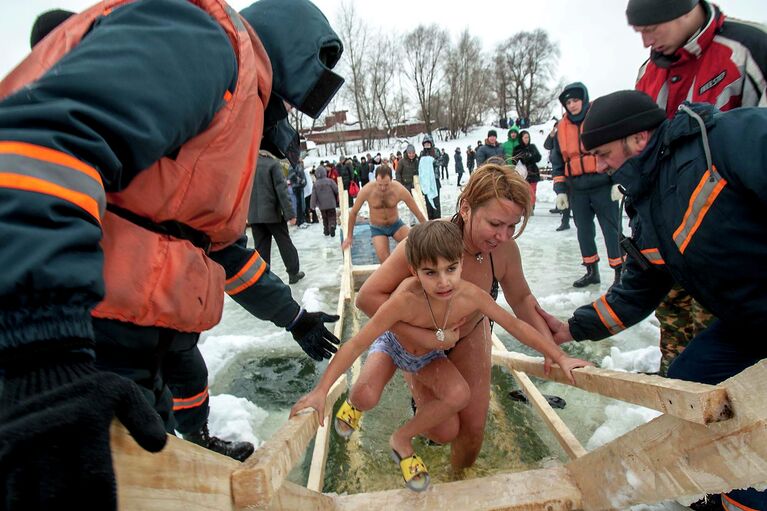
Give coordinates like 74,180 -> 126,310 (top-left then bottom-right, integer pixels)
423,289 -> 453,342
464,246 -> 483,263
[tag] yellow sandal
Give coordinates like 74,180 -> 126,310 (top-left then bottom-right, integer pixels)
334,399 -> 362,439
390,449 -> 430,492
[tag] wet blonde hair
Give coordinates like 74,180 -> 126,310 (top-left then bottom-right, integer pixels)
406,220 -> 463,269
451,162 -> 531,239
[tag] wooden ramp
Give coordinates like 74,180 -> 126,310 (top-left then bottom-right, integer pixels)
111,176 -> 767,510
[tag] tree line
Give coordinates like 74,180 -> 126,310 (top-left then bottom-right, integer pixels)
290,1 -> 563,152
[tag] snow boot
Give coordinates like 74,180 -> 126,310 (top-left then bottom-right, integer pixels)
185,424 -> 254,462
288,271 -> 305,284
573,263 -> 600,288
555,221 -> 570,231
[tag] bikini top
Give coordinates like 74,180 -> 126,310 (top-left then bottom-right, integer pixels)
489,253 -> 499,301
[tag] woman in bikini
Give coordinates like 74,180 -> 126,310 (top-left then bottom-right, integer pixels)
356,163 -> 555,472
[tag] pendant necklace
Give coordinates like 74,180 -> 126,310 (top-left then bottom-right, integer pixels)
464,246 -> 483,264
423,289 -> 453,342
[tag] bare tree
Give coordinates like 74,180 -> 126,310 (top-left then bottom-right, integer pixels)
496,29 -> 560,124
369,33 -> 405,142
336,1 -> 379,150
445,29 -> 492,138
403,24 -> 449,135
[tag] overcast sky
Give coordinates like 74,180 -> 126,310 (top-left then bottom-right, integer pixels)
3,0 -> 764,109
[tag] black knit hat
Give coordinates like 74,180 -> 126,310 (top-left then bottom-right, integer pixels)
30,9 -> 74,49
626,0 -> 699,26
581,90 -> 666,151
488,129 -> 498,138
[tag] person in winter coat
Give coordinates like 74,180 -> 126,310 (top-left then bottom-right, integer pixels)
551,82 -> 622,288
303,164 -> 319,224
419,134 -> 442,219
440,148 -> 450,180
454,147 -> 464,186
539,90 -> 767,511
0,1 -> 345,507
502,125 -> 520,166
288,161 -> 307,226
466,145 -> 476,174
626,0 -> 767,411
339,157 -> 354,207
475,129 -> 504,166
310,166 -> 339,237
395,143 -> 419,193
511,131 -> 542,211
248,151 -> 304,284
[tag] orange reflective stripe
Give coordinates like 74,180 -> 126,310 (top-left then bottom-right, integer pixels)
172,386 -> 209,411
593,295 -> 625,335
722,494 -> 759,511
640,248 -> 665,265
0,173 -> 101,222
0,141 -> 105,222
608,257 -> 623,267
0,141 -> 102,183
225,251 -> 268,295
582,254 -> 599,264
223,90 -> 233,102
673,166 -> 727,254
553,176 -> 566,183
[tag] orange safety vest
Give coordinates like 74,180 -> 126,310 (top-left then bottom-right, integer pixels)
0,0 -> 272,332
556,115 -> 598,177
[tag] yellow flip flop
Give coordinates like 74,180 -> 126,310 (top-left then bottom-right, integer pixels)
333,399 -> 362,439
390,449 -> 430,492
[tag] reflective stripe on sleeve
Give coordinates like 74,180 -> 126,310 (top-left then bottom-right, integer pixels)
593,295 -> 625,335
640,248 -> 665,265
225,251 -> 267,296
0,141 -> 105,223
673,166 -> 726,254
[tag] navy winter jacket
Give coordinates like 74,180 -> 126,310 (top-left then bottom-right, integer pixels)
570,103 -> 767,341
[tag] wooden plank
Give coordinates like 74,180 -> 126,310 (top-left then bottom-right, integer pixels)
491,334 -> 586,460
232,378 -> 347,509
113,422 -> 238,511
334,466 -> 582,511
265,481 -> 336,511
351,264 -> 379,291
569,360 -> 767,510
306,376 -> 346,492
492,350 -> 733,425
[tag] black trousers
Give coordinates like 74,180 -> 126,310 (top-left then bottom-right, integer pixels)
250,222 -> 300,275
305,196 -> 319,223
570,186 -> 621,266
93,318 -> 207,435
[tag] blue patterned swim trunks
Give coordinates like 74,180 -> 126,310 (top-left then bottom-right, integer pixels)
369,331 -> 446,373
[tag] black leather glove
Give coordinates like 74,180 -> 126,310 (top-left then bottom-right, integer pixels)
0,354 -> 167,510
287,309 -> 340,361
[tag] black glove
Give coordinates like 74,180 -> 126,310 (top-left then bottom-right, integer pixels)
0,355 -> 167,510
287,310 -> 341,361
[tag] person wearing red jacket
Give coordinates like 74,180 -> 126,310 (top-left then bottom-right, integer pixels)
0,0 -> 344,508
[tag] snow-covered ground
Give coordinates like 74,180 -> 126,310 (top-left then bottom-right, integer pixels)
198,123 -> 687,508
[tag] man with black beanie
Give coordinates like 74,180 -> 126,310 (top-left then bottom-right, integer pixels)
550,82 -> 622,288
627,0 -> 767,436
540,90 -> 767,511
